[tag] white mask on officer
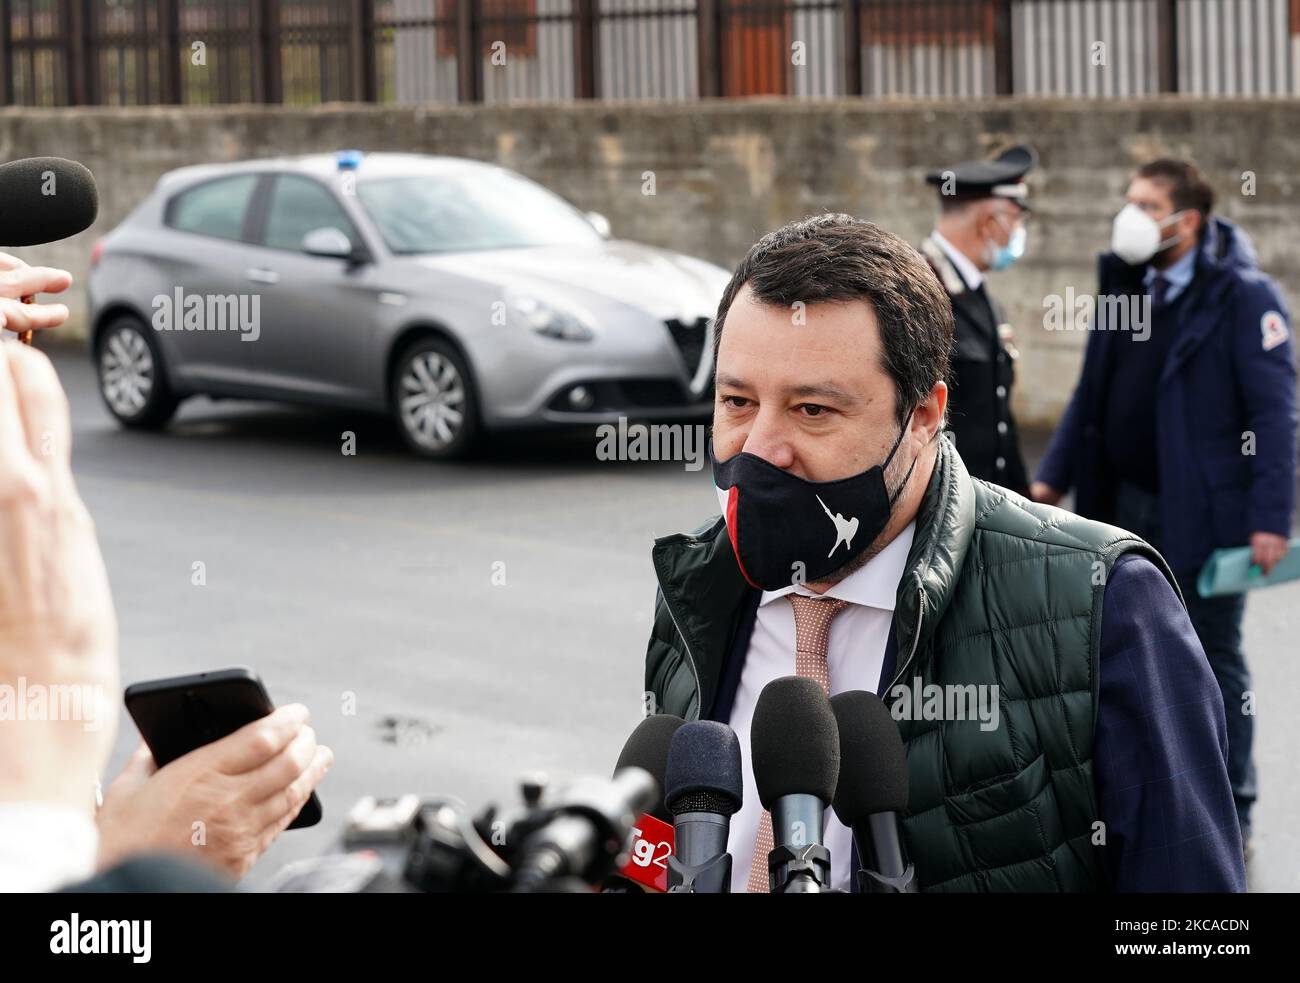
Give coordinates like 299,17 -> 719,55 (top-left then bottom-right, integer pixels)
1110,203 -> 1189,265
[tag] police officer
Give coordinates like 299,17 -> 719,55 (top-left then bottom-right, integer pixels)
920,145 -> 1035,493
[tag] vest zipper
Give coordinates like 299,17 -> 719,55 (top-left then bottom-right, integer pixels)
888,583 -> 927,691
658,587 -> 704,721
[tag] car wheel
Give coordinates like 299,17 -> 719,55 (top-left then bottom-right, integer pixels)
391,337 -> 480,459
95,315 -> 180,429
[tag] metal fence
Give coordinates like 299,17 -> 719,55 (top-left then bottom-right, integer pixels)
1,0 -> 1296,106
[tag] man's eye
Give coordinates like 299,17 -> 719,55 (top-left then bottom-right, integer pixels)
799,404 -> 830,417
721,395 -> 750,409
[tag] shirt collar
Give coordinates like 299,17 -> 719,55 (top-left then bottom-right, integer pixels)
760,520 -> 917,612
1143,245 -> 1197,300
930,230 -> 984,292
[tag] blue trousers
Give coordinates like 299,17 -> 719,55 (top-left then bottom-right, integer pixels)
1114,481 -> 1256,833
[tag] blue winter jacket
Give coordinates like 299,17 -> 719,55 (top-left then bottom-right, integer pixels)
1037,216 -> 1297,575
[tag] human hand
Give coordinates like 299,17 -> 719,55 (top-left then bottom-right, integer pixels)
0,252 -> 72,336
96,705 -> 333,880
0,341 -> 118,815
1250,531 -> 1289,576
1030,480 -> 1063,506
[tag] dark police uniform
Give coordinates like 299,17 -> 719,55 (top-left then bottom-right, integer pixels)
921,145 -> 1035,494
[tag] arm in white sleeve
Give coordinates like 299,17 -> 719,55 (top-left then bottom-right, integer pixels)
0,802 -> 99,892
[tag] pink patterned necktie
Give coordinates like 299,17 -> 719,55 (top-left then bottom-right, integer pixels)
746,594 -> 851,893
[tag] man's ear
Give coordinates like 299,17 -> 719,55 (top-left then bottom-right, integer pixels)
979,201 -> 1007,240
914,381 -> 948,444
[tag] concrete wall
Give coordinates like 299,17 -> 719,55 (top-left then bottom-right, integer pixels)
2,98 -> 1296,426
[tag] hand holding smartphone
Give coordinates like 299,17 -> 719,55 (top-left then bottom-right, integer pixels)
125,668 -> 323,829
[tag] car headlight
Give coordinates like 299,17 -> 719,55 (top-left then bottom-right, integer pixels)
508,292 -> 594,342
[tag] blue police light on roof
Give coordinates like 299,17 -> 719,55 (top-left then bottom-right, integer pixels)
336,150 -> 364,171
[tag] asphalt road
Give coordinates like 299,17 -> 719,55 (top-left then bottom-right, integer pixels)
45,341 -> 1298,892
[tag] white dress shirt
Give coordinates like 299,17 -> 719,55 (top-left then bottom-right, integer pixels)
930,230 -> 983,291
0,803 -> 99,892
725,520 -> 916,893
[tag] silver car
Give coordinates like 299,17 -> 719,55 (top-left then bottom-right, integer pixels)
88,151 -> 727,458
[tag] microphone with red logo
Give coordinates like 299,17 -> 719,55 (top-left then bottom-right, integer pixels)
829,690 -> 917,893
664,720 -> 742,893
604,713 -> 685,892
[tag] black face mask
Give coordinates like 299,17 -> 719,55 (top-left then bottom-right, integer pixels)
710,418 -> 917,591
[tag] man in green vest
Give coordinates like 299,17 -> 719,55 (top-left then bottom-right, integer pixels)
644,213 -> 1245,892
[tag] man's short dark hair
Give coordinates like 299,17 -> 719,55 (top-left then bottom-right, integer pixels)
712,213 -> 954,427
1136,158 -> 1216,226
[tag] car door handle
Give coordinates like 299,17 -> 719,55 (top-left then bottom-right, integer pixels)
245,268 -> 280,285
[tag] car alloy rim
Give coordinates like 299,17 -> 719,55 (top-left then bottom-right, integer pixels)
100,327 -> 155,417
399,351 -> 465,450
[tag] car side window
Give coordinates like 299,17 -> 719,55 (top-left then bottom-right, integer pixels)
166,174 -> 260,242
262,175 -> 360,254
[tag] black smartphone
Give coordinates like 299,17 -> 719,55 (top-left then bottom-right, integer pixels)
124,666 -> 322,829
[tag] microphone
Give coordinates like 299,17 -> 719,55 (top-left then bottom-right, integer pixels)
614,713 -> 685,823
664,721 -> 742,893
605,713 -> 685,892
0,156 -> 99,344
829,690 -> 917,893
0,156 -> 99,247
751,676 -> 840,893
512,767 -> 658,893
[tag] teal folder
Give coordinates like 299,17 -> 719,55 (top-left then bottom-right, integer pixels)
1196,538 -> 1300,598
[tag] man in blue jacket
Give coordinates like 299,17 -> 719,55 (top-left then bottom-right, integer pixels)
1032,158 -> 1297,856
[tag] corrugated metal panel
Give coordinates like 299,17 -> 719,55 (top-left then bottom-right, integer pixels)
598,0 -> 699,101
1180,0 -> 1293,95
1014,0 -> 1158,97
390,0 -> 458,104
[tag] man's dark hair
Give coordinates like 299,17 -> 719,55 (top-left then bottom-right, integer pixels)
712,213 -> 954,427
1136,158 -> 1216,227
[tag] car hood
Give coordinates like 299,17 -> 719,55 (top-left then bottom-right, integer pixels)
410,239 -> 730,322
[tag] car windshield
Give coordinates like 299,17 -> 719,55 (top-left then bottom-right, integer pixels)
356,169 -> 604,254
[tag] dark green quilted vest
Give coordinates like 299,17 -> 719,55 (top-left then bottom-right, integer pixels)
644,437 -> 1177,892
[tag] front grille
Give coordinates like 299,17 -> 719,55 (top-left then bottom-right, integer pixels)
665,316 -> 710,376
621,379 -> 688,408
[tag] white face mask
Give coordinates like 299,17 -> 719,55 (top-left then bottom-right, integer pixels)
1110,202 -> 1189,265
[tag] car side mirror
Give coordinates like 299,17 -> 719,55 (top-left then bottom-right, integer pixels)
302,227 -> 358,260
585,211 -> 611,239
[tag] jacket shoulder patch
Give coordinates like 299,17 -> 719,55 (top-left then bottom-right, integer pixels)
1261,310 -> 1289,351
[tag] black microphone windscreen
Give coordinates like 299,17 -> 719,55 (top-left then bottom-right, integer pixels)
751,676 -> 840,810
0,157 -> 99,247
614,713 -> 685,823
829,690 -> 909,822
664,720 -> 742,816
